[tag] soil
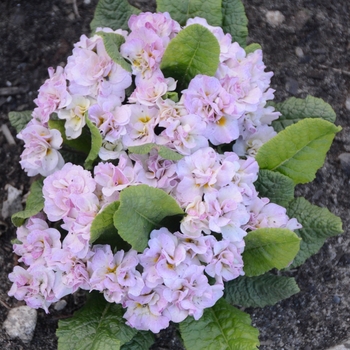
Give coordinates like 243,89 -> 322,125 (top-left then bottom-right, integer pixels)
0,0 -> 349,349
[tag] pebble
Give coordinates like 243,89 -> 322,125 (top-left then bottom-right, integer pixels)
54,299 -> 67,311
1,184 -> 23,219
327,339 -> 350,349
332,295 -> 341,304
338,153 -> 350,175
285,78 -> 299,95
3,306 -> 38,344
266,11 -> 285,27
293,9 -> 311,31
295,47 -> 304,58
345,96 -> 350,111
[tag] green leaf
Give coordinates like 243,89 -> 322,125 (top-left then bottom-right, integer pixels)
163,91 -> 179,102
255,118 -> 341,185
84,115 -> 103,170
113,185 -> 184,252
221,0 -> 248,47
90,0 -> 140,32
90,201 -> 130,250
244,43 -> 261,55
254,169 -> 295,207
57,292 -> 136,350
96,32 -> 131,72
90,201 -> 120,244
11,179 -> 44,227
179,298 -> 259,350
128,143 -> 183,161
243,228 -> 301,276
48,119 -> 91,154
120,331 -> 155,350
286,197 -> 343,268
160,24 -> 220,91
225,274 -> 300,308
271,96 -> 337,133
8,110 -> 32,133
156,0 -> 223,26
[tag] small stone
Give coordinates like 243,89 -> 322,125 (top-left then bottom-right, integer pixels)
1,184 -> 23,219
266,11 -> 285,28
332,295 -> 341,304
294,9 -> 311,31
345,96 -> 350,111
3,306 -> 38,344
285,78 -> 299,95
54,299 -> 67,311
338,153 -> 350,175
84,0 -> 91,4
295,47 -> 304,58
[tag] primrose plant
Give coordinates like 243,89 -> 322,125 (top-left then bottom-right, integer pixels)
8,0 -> 343,349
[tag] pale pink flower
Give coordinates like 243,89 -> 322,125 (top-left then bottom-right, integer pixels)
123,286 -> 170,333
8,265 -> 59,313
175,147 -> 235,205
128,12 -> 180,45
205,239 -> 245,282
159,114 -> 208,155
14,217 -> 61,266
17,124 -> 64,177
88,245 -> 144,303
94,156 -> 134,200
163,264 -> 224,321
233,124 -> 277,157
121,29 -> 165,80
57,95 -> 93,139
182,75 -> 241,145
122,104 -> 159,147
33,66 -> 72,125
129,73 -> 176,106
139,228 -> 187,289
43,163 -> 97,222
131,149 -> 178,193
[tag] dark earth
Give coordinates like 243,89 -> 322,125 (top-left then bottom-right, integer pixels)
1,0 -> 350,349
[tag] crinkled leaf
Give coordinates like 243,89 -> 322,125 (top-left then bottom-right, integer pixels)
128,143 -> 183,161
245,43 -> 261,55
57,292 -> 136,350
156,0 -> 222,26
271,96 -> 337,132
225,274 -> 300,308
221,0 -> 248,47
120,331 -> 155,350
179,298 -> 259,350
243,228 -> 301,276
84,116 -> 102,170
256,118 -> 341,184
96,32 -> 131,72
113,185 -> 184,252
8,110 -> 32,133
286,197 -> 343,268
90,0 -> 140,32
160,24 -> 220,91
48,119 -> 91,154
11,179 -> 44,227
254,169 -> 295,207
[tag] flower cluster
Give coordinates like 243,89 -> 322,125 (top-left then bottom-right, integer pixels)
10,12 -> 301,333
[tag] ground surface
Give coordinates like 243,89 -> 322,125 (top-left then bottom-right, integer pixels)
0,0 -> 349,349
